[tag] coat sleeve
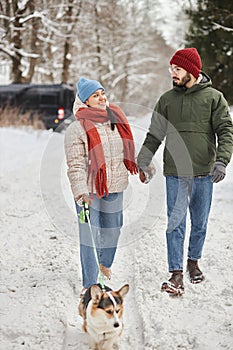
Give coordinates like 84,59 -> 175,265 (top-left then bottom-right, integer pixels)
64,122 -> 89,200
137,98 -> 168,169
211,92 -> 233,166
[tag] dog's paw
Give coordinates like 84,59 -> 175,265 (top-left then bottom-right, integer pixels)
88,338 -> 99,350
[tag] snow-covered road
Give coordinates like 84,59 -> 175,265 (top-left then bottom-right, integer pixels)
1,124 -> 233,350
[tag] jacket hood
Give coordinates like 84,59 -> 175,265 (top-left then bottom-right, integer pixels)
173,71 -> 212,93
199,71 -> 212,85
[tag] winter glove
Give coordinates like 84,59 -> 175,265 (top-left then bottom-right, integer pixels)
139,163 -> 156,184
210,161 -> 226,183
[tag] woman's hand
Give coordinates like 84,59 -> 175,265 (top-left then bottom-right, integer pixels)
139,170 -> 147,183
82,194 -> 93,205
76,193 -> 93,206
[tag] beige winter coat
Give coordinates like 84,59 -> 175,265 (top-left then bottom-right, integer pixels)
64,96 -> 129,200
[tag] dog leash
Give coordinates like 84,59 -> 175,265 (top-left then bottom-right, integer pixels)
79,202 -> 106,291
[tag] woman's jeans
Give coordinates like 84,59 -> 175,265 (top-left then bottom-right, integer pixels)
166,176 -> 213,272
75,192 -> 123,288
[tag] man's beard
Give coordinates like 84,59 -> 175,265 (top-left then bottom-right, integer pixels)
173,72 -> 191,87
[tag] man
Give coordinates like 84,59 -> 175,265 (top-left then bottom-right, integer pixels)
137,47 -> 233,295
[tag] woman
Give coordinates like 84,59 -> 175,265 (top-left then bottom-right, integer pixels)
64,77 -> 138,296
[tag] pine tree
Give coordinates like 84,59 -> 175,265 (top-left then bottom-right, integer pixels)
185,0 -> 233,104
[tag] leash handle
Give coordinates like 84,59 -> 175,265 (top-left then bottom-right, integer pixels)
79,202 -> 89,223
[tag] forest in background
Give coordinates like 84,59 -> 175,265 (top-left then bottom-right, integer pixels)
0,0 -> 232,107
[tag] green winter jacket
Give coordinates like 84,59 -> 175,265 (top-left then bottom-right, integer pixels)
137,73 -> 233,176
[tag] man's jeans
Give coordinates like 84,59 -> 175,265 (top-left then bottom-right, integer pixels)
166,176 -> 213,272
75,192 -> 123,288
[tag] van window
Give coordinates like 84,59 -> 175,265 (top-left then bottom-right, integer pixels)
40,94 -> 58,105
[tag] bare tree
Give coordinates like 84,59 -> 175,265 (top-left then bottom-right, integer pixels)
61,0 -> 83,83
0,0 -> 176,106
0,0 -> 39,82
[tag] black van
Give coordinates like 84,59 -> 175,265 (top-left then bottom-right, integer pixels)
0,83 -> 75,130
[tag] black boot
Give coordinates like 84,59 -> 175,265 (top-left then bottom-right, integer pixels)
161,270 -> 184,295
187,259 -> 205,284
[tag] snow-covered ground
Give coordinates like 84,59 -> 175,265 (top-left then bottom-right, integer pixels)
0,114 -> 233,349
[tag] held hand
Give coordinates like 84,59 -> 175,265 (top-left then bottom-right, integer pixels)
139,163 -> 156,184
139,170 -> 147,183
210,161 -> 226,183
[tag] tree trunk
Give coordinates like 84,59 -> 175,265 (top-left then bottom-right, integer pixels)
94,2 -> 102,82
11,2 -> 24,82
61,0 -> 82,83
24,1 -> 41,82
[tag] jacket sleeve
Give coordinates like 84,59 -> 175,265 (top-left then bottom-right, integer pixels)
64,122 -> 89,200
137,99 -> 167,169
211,93 -> 233,166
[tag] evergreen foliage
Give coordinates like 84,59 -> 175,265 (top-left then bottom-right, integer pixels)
185,0 -> 233,104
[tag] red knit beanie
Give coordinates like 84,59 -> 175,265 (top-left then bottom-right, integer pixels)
170,48 -> 202,78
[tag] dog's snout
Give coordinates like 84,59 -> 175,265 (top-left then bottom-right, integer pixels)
114,322 -> 120,328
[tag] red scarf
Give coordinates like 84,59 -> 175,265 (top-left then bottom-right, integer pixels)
76,103 -> 138,198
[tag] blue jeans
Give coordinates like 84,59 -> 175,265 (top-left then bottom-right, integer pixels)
166,176 -> 213,272
75,192 -> 123,288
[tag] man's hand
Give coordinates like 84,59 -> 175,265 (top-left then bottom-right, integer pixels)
210,161 -> 226,183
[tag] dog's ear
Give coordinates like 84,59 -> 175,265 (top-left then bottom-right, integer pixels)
117,284 -> 129,299
90,285 -> 103,304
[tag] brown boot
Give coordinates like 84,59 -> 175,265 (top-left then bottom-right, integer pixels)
99,264 -> 112,280
161,270 -> 184,295
187,259 -> 205,284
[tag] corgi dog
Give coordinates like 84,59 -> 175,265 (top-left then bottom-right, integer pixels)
78,283 -> 129,350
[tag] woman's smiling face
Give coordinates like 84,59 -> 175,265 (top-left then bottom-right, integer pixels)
85,89 -> 107,109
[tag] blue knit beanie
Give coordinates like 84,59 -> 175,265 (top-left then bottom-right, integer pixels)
77,77 -> 105,102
